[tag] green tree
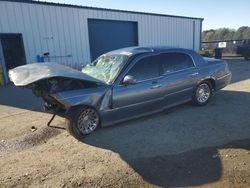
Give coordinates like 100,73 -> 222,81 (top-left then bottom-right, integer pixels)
203,26 -> 250,41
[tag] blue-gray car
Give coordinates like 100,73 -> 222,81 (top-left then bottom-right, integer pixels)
9,46 -> 232,139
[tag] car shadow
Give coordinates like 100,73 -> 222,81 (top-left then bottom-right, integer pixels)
226,59 -> 250,84
0,83 -> 43,111
81,90 -> 250,187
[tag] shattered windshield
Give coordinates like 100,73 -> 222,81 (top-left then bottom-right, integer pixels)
81,54 -> 128,84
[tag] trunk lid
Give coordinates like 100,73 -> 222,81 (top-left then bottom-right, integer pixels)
8,62 -> 105,86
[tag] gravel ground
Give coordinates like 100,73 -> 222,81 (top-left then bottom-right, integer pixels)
0,59 -> 249,187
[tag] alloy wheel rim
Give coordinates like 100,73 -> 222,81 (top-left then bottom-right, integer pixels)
77,108 -> 99,134
196,83 -> 210,103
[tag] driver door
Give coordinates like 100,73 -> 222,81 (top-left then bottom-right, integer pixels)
111,55 -> 164,122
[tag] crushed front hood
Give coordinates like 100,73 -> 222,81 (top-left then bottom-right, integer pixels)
9,62 -> 105,86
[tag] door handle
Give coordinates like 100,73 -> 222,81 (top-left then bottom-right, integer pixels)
190,72 -> 199,76
150,84 -> 162,89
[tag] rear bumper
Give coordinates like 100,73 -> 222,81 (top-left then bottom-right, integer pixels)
216,72 -> 232,90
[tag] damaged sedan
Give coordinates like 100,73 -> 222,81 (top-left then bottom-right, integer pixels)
9,46 -> 232,139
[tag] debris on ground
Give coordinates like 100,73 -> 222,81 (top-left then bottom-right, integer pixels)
31,126 -> 37,132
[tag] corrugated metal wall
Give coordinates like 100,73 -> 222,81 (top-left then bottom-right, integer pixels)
0,1 -> 202,68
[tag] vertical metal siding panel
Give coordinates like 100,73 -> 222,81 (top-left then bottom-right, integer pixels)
136,14 -> 141,45
46,6 -> 61,59
102,9 -> 110,20
145,16 -> 150,45
46,6 -> 56,57
183,19 -> 186,47
12,3 -> 23,32
151,16 -> 155,44
145,14 -> 152,45
72,8 -> 81,67
14,2 -> 30,63
160,16 -> 164,45
151,16 -> 156,44
172,18 -> 176,46
172,18 -> 176,47
1,2 -> 11,32
29,5 -> 43,55
141,15 -> 147,45
76,8 -> 87,64
182,19 -> 186,47
53,6 -> 64,62
184,20 -> 188,48
61,7 -> 73,66
142,14 -> 146,45
149,16 -> 153,44
168,18 -> 172,46
20,3 -> 35,63
67,8 -> 78,68
182,19 -> 187,48
0,2 -> 3,32
9,3 -> 18,32
43,6 -> 57,60
59,7 -> 68,62
163,17 -> 167,46
173,18 -> 177,46
192,20 -> 196,49
199,20 -> 202,50
188,20 -> 191,49
150,16 -> 154,45
83,9 -> 93,63
110,11 -> 116,20
27,4 -> 38,61
156,16 -> 160,44
179,19 -> 182,47
159,16 -> 163,45
40,5 -> 49,53
121,11 -> 127,21
195,20 -> 202,51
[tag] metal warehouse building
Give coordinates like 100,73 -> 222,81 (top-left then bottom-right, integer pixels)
0,0 -> 203,84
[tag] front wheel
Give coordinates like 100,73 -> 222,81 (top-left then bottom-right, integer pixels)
66,107 -> 100,139
192,82 -> 212,106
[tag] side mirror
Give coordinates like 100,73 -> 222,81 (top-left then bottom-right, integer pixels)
122,75 -> 136,85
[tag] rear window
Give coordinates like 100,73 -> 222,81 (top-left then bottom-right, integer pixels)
157,53 -> 194,74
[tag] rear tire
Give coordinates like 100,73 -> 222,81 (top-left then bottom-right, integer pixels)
192,81 -> 212,106
66,106 -> 100,139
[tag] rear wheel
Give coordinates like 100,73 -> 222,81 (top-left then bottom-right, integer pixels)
66,107 -> 100,139
193,81 -> 212,106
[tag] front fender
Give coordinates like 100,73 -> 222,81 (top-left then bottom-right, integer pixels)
51,86 -> 112,111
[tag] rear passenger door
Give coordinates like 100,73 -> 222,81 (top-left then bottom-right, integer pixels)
158,52 -> 199,107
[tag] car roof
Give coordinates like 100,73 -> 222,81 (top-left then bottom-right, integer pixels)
105,46 -> 194,56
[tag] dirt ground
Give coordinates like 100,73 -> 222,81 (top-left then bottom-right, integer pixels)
0,59 -> 250,188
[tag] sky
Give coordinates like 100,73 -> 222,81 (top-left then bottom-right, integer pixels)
42,0 -> 249,31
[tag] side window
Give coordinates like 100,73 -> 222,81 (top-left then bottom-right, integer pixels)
159,53 -> 194,75
127,56 -> 160,82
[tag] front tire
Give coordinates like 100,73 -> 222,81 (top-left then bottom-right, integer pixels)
193,81 -> 212,106
66,107 -> 100,139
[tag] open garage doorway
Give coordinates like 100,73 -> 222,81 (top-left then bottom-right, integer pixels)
0,34 -> 26,85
